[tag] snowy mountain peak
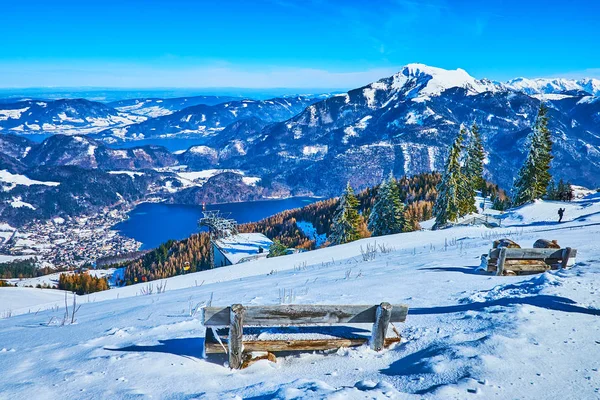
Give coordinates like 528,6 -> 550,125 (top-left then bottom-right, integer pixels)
381,63 -> 502,102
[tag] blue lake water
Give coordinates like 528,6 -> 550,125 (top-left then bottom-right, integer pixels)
113,197 -> 320,249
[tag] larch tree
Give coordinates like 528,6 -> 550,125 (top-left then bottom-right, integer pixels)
329,182 -> 362,245
368,172 -> 404,236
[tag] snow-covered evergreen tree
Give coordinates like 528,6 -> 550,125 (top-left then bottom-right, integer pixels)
329,182 -> 362,245
459,123 -> 484,216
464,122 -> 486,192
512,103 -> 553,206
368,172 -> 404,236
433,127 -> 467,228
533,103 -> 553,195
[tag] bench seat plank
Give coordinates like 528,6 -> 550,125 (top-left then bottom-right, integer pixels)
203,304 -> 409,326
489,248 -> 577,260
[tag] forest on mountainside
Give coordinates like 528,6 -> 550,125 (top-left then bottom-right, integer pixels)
119,172 -> 507,285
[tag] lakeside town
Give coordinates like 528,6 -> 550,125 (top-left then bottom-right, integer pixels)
0,207 -> 141,269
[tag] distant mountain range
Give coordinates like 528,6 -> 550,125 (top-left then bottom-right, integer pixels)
1,64 -> 600,216
93,96 -> 320,142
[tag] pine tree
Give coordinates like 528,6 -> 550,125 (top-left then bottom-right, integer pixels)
513,103 -> 553,206
267,239 -> 288,258
464,122 -> 486,193
329,182 -> 362,245
433,127 -> 468,228
368,172 -> 405,236
534,103 -> 553,196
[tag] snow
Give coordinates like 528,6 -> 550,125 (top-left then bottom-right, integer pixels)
342,115 -> 373,144
1,194 -> 600,398
110,149 -> 129,159
302,145 -> 328,157
363,88 -> 377,108
176,169 -> 244,182
214,233 -> 273,265
506,77 -> 600,96
0,170 -> 60,191
10,197 -> 36,210
108,171 -> 145,178
0,107 -> 29,121
391,63 -> 501,102
188,145 -> 217,156
242,176 -> 261,186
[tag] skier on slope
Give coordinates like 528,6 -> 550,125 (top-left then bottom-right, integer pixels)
558,208 -> 565,223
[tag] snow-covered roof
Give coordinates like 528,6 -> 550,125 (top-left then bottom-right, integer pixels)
214,233 -> 273,264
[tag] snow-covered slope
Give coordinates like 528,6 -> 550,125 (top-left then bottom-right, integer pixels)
506,77 -> 600,96
1,194 -> 600,398
0,99 -> 146,135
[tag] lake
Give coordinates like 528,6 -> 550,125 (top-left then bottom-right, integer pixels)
112,197 -> 320,249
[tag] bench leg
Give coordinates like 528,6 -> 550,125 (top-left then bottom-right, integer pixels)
370,302 -> 392,351
497,248 -> 507,276
561,247 -> 573,269
228,304 -> 245,369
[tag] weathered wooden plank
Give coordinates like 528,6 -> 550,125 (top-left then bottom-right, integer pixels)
561,247 -> 574,269
205,337 -> 401,353
503,262 -> 549,272
489,248 -> 577,260
228,304 -> 245,369
370,302 -> 392,351
497,247 -> 507,276
203,304 -> 409,326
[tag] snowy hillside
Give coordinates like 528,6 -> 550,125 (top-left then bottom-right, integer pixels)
506,77 -> 600,96
0,99 -> 146,135
1,193 -> 599,398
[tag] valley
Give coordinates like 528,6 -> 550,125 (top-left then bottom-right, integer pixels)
0,63 -> 599,273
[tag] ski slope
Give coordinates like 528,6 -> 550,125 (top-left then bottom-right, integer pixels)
1,195 -> 599,399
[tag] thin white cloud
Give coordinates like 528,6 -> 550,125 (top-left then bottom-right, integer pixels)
0,63 -> 403,89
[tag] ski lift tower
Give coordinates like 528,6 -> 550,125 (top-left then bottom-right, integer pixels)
198,204 -> 239,269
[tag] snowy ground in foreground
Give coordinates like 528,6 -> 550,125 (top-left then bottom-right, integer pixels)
1,197 -> 600,399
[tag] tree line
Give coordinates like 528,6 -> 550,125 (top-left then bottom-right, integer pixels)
118,172 -> 475,284
58,272 -> 110,295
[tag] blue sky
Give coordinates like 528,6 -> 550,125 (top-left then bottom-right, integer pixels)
1,0 -> 598,88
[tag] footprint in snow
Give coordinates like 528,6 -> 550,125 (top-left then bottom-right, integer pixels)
0,348 -> 16,353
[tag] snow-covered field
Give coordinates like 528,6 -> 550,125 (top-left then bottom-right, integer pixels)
1,195 -> 599,399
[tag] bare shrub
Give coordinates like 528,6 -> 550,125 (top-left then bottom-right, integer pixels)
378,243 -> 395,254
139,284 -> 154,296
156,280 -> 167,294
278,288 -> 296,304
360,242 -> 378,261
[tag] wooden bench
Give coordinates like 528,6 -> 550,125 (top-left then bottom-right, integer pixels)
202,302 -> 409,369
487,247 -> 576,276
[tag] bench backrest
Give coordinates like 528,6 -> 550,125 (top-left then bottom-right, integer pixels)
489,247 -> 577,260
202,304 -> 409,326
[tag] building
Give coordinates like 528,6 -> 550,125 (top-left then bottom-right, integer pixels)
212,233 -> 273,267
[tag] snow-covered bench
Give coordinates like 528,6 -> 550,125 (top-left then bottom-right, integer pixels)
487,247 -> 576,276
201,303 -> 409,369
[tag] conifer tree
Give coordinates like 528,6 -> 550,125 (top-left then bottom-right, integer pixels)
433,127 -> 468,228
329,182 -> 362,245
534,103 -> 553,195
368,172 -> 404,236
513,103 -> 553,206
464,122 -> 486,193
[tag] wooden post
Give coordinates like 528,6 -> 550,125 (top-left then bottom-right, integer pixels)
370,302 -> 392,351
561,247 -> 573,269
497,247 -> 507,276
228,304 -> 245,369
